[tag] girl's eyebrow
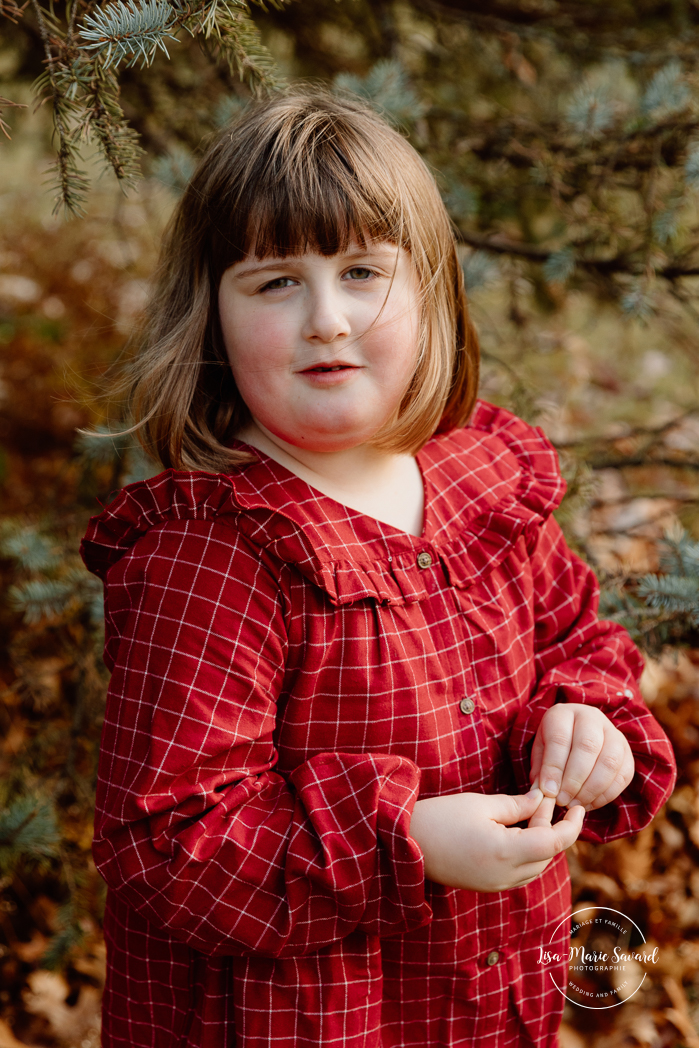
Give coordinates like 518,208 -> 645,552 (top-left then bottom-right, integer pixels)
231,245 -> 397,281
232,260 -> 299,280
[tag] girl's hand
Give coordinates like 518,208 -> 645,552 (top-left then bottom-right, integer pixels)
408,788 -> 584,892
529,703 -> 635,813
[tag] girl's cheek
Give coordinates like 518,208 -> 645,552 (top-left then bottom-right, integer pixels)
236,315 -> 292,357
226,330 -> 288,377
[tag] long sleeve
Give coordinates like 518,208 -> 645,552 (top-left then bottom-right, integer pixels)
507,514 -> 677,841
94,518 -> 431,960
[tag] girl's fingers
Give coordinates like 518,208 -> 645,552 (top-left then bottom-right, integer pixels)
510,861 -> 555,887
554,714 -> 606,807
490,787 -> 545,827
582,744 -> 636,810
527,793 -> 556,829
563,728 -> 632,809
529,705 -> 576,800
514,803 -> 586,865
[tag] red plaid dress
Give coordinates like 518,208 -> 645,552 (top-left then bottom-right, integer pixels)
81,401 -> 676,1048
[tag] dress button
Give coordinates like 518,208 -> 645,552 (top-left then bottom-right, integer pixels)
459,697 -> 476,715
486,950 -> 500,966
416,551 -> 433,569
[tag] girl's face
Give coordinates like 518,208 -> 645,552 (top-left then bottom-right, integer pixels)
218,240 -> 421,453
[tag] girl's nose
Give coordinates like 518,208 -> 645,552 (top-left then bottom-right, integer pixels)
301,290 -> 351,343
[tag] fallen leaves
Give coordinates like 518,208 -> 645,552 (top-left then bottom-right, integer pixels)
0,1018 -> 29,1048
23,971 -> 100,1044
663,975 -> 699,1048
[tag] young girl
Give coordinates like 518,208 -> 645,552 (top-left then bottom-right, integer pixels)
81,92 -> 676,1048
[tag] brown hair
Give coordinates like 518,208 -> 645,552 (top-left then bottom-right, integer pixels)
126,89 -> 480,471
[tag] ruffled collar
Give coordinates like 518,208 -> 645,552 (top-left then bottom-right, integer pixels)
80,401 -> 566,607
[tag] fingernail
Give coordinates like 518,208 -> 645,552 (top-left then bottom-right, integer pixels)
527,786 -> 543,798
544,779 -> 559,794
557,792 -> 570,806
567,799 -> 583,807
530,778 -> 539,791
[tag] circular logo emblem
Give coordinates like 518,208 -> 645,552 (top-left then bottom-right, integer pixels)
541,906 -> 657,1009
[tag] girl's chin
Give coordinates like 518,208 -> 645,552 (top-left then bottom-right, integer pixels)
262,420 -> 382,454
277,433 -> 372,454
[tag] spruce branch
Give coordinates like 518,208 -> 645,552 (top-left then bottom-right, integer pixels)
185,0 -> 282,92
78,0 -> 178,69
46,128 -> 91,216
180,0 -> 246,39
78,64 -> 144,184
0,518 -> 105,625
151,142 -> 195,191
637,573 -> 699,618
621,278 -> 657,321
657,522 -> 699,577
0,96 -> 28,140
462,249 -> 501,291
455,227 -> 699,281
543,246 -> 576,284
10,578 -> 78,624
41,901 -> 87,970
565,83 -> 616,138
0,0 -> 28,21
599,528 -> 699,653
30,0 -> 91,216
641,59 -> 691,118
0,525 -> 61,573
3,0 -> 282,212
334,59 -> 424,127
0,795 -> 59,876
66,0 -> 81,44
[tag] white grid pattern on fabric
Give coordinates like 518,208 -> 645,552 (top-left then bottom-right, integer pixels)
80,401 -> 677,1048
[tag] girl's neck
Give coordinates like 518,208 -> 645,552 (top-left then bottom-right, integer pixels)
238,421 -> 425,538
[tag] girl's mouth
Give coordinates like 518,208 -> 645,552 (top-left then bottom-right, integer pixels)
303,363 -> 357,373
298,362 -> 361,385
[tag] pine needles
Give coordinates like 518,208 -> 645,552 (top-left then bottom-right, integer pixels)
601,526 -> 699,653
0,795 -> 59,878
79,0 -> 179,69
0,509 -> 110,970
0,520 -> 103,626
334,59 -> 425,127
2,0 -> 285,215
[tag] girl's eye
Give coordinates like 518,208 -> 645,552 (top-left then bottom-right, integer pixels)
345,266 -> 375,281
260,277 -> 296,292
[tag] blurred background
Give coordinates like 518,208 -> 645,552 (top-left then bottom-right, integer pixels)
2,1 -> 699,1045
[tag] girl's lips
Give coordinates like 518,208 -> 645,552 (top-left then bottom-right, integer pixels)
300,362 -> 358,372
298,363 -> 362,386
